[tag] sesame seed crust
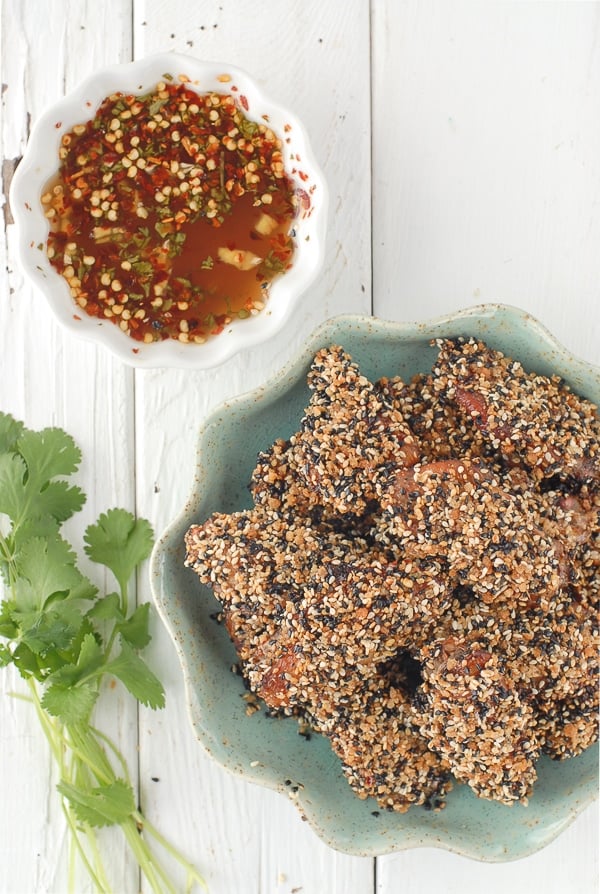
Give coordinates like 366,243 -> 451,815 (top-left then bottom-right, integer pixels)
413,632 -> 539,804
184,338 -> 599,812
289,345 -> 419,516
432,337 -> 600,484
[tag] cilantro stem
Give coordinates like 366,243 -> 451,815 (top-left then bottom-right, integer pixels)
91,722 -> 132,781
27,677 -> 63,763
64,725 -> 114,786
28,683 -> 206,892
26,679 -> 111,893
120,580 -> 129,619
132,811 -> 209,893
0,530 -> 16,584
122,819 -> 179,894
61,797 -> 110,894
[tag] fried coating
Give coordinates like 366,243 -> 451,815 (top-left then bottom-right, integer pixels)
250,438 -> 322,519
377,372 -> 489,463
375,458 -> 565,606
185,508 -> 452,685
413,633 -> 540,804
327,675 -> 453,813
289,345 -> 419,516
432,336 -> 600,484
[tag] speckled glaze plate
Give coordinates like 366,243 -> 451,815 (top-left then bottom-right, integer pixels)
151,304 -> 599,861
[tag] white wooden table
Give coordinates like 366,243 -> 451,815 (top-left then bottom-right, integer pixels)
1,2 -> 598,892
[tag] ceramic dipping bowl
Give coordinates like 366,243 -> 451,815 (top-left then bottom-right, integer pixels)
10,53 -> 327,369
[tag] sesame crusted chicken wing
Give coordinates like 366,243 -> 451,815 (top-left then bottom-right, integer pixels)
432,337 -> 600,484
250,438 -> 322,519
414,587 -> 599,763
185,507 -> 453,689
375,459 -> 565,606
377,372 -> 489,464
246,645 -> 454,812
242,628 -> 329,712
327,676 -> 453,813
413,633 -> 540,804
250,437 -> 377,537
289,345 -> 419,516
508,592 -> 599,757
289,551 -> 452,660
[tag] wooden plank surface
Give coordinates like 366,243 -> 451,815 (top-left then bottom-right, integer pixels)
0,1 -> 598,893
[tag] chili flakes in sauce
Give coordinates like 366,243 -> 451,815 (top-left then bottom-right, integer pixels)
43,78 -> 299,344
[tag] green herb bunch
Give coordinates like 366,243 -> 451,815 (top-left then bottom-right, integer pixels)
0,412 -> 205,893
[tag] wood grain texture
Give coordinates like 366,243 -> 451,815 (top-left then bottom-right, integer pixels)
0,0 -> 598,892
372,0 -> 600,366
0,2 -> 137,893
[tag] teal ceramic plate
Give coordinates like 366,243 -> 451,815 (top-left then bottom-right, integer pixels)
150,303 -> 599,861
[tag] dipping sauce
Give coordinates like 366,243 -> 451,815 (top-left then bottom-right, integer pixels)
43,77 -> 298,344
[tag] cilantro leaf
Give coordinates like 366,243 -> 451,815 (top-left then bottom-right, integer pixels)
0,447 -> 85,529
12,535 -> 85,611
0,413 -> 24,454
33,479 -> 86,524
11,642 -> 41,677
0,600 -> 18,639
42,632 -> 105,724
84,510 -> 154,593
105,640 -> 165,709
10,515 -> 61,551
86,592 -> 122,621
17,427 -> 82,484
42,680 -> 99,724
57,779 -> 136,828
14,601 -> 85,656
116,602 -> 151,649
46,632 -> 104,688
0,453 -> 27,522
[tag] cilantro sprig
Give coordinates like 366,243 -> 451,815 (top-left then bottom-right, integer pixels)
0,412 -> 205,893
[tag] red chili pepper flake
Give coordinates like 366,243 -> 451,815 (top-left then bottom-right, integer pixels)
239,94 -> 249,110
295,188 -> 311,212
43,78 -> 300,345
